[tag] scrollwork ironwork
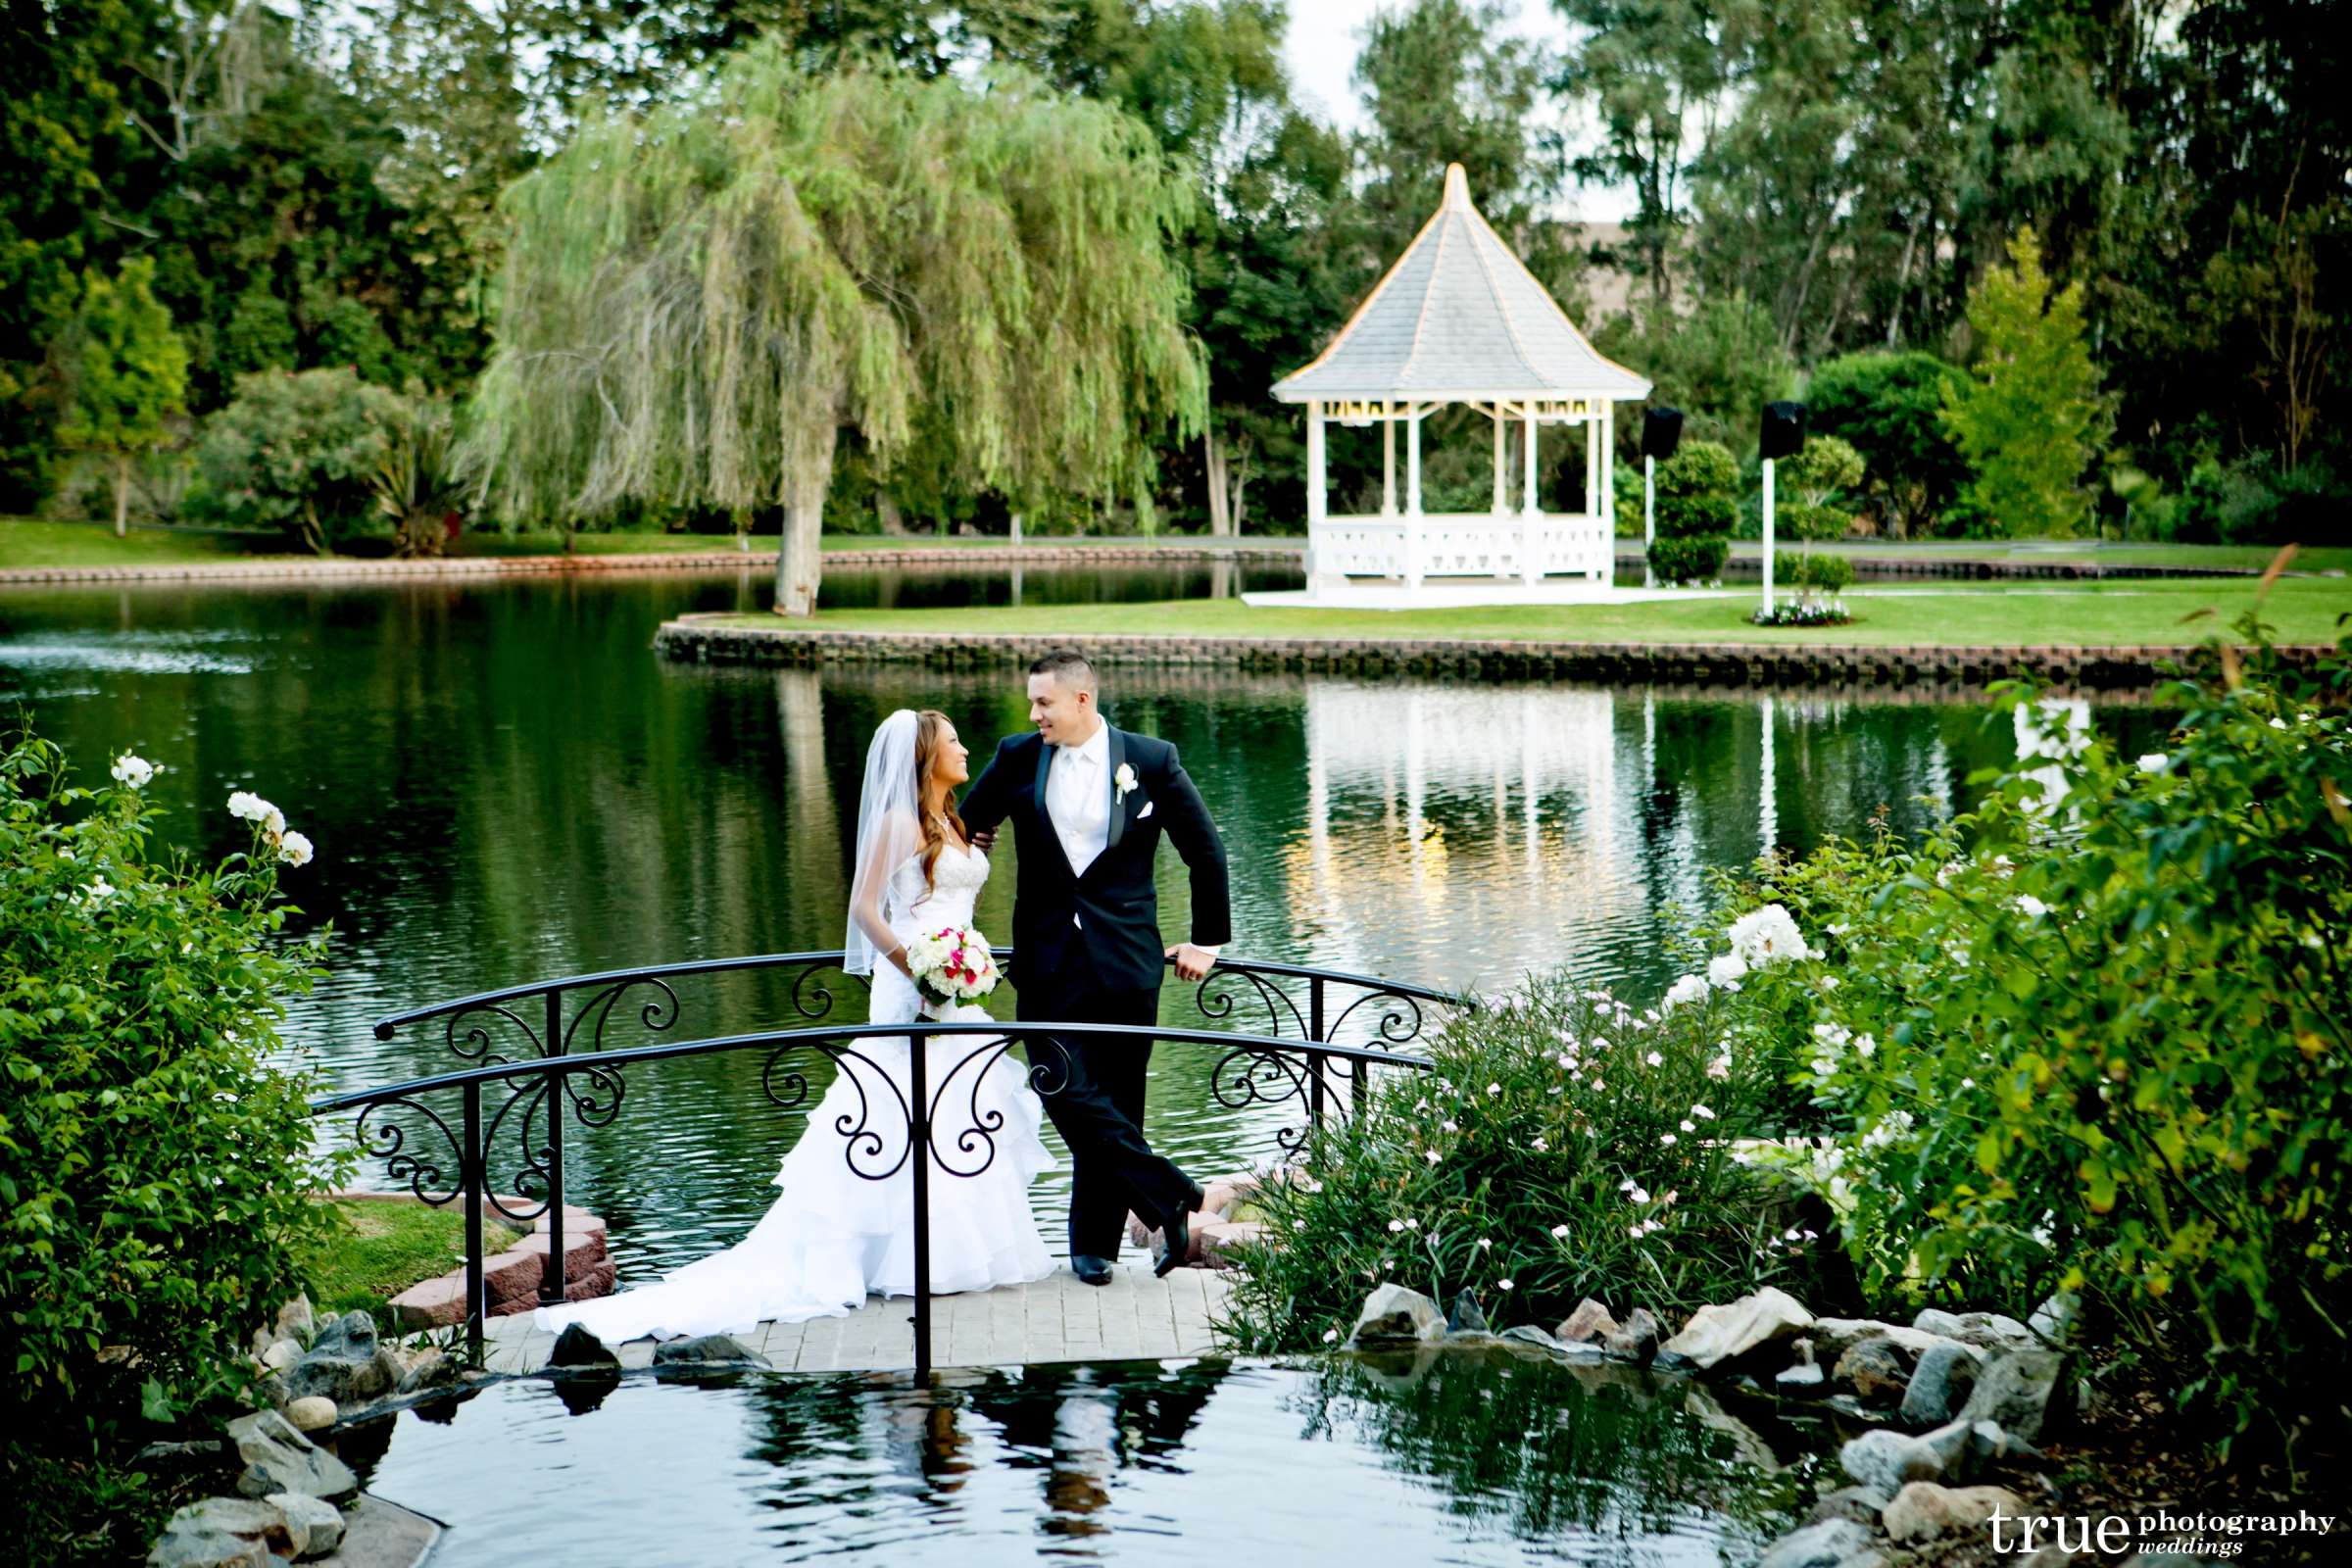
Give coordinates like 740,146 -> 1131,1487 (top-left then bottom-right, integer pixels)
354,1096 -> 466,1206
1327,988 -> 1429,1049
443,1003 -> 543,1066
1194,966 -> 1306,1039
1209,1043 -> 1315,1152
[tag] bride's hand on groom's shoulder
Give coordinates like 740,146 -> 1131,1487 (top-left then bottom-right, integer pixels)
969,826 -> 998,853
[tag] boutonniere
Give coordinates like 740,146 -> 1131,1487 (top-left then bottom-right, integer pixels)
1114,762 -> 1139,802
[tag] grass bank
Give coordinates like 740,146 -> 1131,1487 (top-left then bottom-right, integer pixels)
299,1197 -> 521,1326
710,578 -> 2352,649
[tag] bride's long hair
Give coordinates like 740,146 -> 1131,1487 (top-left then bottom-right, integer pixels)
912,710 -> 967,892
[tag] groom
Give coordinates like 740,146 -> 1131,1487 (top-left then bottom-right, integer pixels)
958,647 -> 1230,1284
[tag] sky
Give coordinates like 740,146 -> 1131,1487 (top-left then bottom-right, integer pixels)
1278,0 -> 1633,221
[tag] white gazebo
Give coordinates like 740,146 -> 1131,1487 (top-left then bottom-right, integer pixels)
1270,164 -> 1651,604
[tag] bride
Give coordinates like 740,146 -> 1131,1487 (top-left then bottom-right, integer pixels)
535,709 -> 1057,1344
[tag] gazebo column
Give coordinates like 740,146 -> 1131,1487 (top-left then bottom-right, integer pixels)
1305,400 -> 1328,589
1599,403 -> 1616,584
1521,402 -> 1542,586
1403,407 -> 1424,588
1492,404 -> 1510,580
1382,411 -> 1396,515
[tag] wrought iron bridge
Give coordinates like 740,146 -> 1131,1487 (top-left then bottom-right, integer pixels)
314,953 -> 1456,1375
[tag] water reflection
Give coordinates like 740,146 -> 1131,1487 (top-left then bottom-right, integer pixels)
0,573 -> 2163,1276
349,1353 -> 1808,1565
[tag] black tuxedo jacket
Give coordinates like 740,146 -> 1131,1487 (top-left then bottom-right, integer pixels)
957,726 -> 1230,993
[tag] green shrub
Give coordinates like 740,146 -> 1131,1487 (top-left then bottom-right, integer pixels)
1778,435 -> 1866,541
0,725 -> 347,1560
188,367 -> 409,553
2172,456 -> 2350,547
1789,551 -> 1854,594
1646,439 -> 1738,584
1222,971 -> 1818,1350
1714,625 -> 2352,1458
1806,352 -> 1967,536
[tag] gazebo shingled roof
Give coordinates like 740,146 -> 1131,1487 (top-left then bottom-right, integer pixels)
1273,165 -> 1650,404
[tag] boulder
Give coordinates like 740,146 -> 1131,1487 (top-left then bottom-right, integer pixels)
652,1334 -> 769,1368
284,1312 -> 392,1405
282,1396 -> 336,1434
1499,1324 -> 1564,1352
265,1493 -> 346,1560
1776,1361 -> 1827,1396
396,1348 -> 458,1395
1807,1486 -> 1893,1528
1899,1342 -> 1979,1429
1968,1420 -> 2041,1464
1911,1307 -> 2035,1349
1834,1337 -> 1914,1404
1811,1317 -> 1979,1366
1347,1284 -> 1447,1348
1446,1294 -> 1492,1335
272,1295 -> 316,1345
1756,1518 -> 1875,1568
1658,1288 -> 1814,1371
1838,1418 -> 1972,1495
1197,1218 -> 1267,1267
1882,1481 -> 2023,1544
547,1323 -> 620,1368
1957,1348 -> 2066,1444
154,1498 -> 295,1559
1555,1298 -> 1617,1345
2028,1291 -> 2077,1346
225,1409 -> 357,1501
1604,1306 -> 1661,1363
148,1513 -> 275,1568
259,1339 -> 302,1375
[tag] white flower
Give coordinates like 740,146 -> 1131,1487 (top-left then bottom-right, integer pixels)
226,790 -> 276,823
1478,1237 -> 1494,1250
1629,1224 -> 1643,1239
1660,1133 -> 1678,1146
1423,1150 -> 1442,1165
1618,1178 -> 1635,1192
1854,1034 -> 1876,1057
1441,1119 -> 1458,1133
1495,1279 -> 1514,1292
2015,894 -> 2049,919
2136,753 -> 2170,774
1322,1328 -> 1340,1344
1529,1137 -> 1548,1152
1590,1038 -> 1610,1054
277,831 -> 314,868
86,876 -> 117,902
1707,953 -> 1750,988
1584,988 -> 1612,1002
110,754 -> 154,788
1628,1186 -> 1649,1204
1388,1219 -> 1405,1233
1557,1053 -> 1577,1069
1819,975 -> 1840,991
1707,1055 -> 1731,1081
1691,1103 -> 1715,1120
1728,904 -> 1816,965
1486,1082 -> 1501,1096
1113,761 -> 1139,799
1679,1119 -> 1696,1133
1960,1077 -> 1975,1090
2269,716 -> 2288,731
1645,1051 -> 1663,1067
1549,1224 -> 1571,1239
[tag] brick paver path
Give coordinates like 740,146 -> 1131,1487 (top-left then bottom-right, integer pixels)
482,1265 -> 1234,1375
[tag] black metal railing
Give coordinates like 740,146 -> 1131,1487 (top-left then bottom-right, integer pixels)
322,953 -> 1455,1374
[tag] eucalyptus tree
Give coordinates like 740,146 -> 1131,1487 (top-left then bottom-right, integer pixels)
467,41 -> 1203,612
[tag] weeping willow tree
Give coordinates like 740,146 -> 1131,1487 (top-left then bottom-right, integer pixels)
466,41 -> 1206,613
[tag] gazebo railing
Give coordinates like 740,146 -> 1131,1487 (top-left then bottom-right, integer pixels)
343,952 -> 1457,1357
1311,513 -> 1612,585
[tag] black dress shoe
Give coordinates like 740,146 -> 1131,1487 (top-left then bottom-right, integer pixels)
1154,1183 -> 1207,1278
1072,1254 -> 1113,1287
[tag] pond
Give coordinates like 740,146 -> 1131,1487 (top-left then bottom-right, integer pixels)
339,1349 -> 1827,1566
0,566 -> 2157,1281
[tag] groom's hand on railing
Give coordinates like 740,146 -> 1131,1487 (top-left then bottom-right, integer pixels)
1166,943 -> 1216,981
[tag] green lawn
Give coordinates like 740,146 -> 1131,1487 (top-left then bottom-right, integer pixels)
0,516 -> 309,567
714,577 -> 2352,648
300,1197 -> 522,1327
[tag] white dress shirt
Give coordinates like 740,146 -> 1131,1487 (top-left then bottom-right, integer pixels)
1046,720 -> 1217,958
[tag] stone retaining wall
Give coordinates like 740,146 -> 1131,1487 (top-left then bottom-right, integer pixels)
0,542 -> 1301,586
655,615 -> 2322,690
386,1200 -> 612,1328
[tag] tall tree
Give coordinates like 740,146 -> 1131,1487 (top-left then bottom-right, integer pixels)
467,43 -> 1203,613
1940,228 -> 2105,537
55,256 -> 187,534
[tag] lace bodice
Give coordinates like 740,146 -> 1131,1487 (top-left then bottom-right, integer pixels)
888,840 -> 989,940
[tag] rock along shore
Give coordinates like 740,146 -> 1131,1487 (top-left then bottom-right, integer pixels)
654,614 -> 2328,691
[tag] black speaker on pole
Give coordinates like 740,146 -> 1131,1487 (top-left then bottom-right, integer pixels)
1760,401 -> 1806,461
1642,407 -> 1685,462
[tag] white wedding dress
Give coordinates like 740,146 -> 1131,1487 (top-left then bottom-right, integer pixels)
534,841 -> 1057,1343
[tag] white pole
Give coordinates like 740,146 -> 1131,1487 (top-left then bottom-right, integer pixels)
1521,402 -> 1540,585
1599,405 -> 1615,585
1761,456 -> 1777,616
1491,407 -> 1505,515
1405,406 -> 1423,589
1382,413 -> 1396,515
1643,454 -> 1656,588
1307,401 -> 1327,528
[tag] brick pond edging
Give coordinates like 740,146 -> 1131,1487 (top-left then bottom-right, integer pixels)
385,1200 -> 612,1328
0,542 -> 1303,587
654,614 -> 2327,689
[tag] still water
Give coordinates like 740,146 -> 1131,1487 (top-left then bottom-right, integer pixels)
0,565 -> 2133,1279
343,1350 -> 1824,1567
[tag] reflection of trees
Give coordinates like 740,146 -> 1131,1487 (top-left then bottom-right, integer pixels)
1290,1350 -> 1808,1553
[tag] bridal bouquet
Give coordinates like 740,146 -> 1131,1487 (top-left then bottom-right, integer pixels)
906,924 -> 999,1013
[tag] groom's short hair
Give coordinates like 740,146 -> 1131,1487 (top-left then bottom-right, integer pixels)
1029,647 -> 1097,691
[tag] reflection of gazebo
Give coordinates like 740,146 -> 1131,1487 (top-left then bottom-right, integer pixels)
1272,164 -> 1650,601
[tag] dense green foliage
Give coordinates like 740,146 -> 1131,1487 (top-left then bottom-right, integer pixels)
53,258 -> 188,536
1776,434 -> 1866,542
1940,229 -> 2107,538
1712,623 -> 2351,1457
1645,438 -> 1736,583
0,724 -> 347,1559
3,0 -> 2343,540
189,368 -> 409,552
1223,972 -> 1814,1349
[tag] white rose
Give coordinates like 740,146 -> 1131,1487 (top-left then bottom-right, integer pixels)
1114,762 -> 1139,799
277,831 -> 315,868
111,754 -> 154,789
1706,952 -> 1749,988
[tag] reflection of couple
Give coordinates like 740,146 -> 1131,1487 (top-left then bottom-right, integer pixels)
540,648 -> 1230,1343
